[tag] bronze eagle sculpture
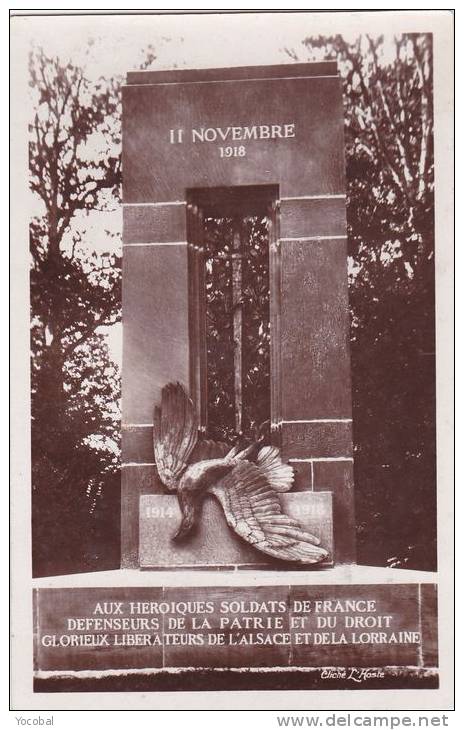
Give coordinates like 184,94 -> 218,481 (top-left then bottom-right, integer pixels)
153,382 -> 328,565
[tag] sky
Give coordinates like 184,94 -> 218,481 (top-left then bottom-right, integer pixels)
19,11 -> 405,79
22,12 -> 319,80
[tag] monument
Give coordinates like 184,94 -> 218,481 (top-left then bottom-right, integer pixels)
32,62 -> 438,692
121,61 -> 355,570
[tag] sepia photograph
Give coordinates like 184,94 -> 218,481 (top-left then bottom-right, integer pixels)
10,9 -> 454,711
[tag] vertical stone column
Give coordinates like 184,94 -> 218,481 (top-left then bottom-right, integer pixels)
122,62 -> 356,568
277,195 -> 356,563
186,203 -> 208,430
121,202 -> 190,567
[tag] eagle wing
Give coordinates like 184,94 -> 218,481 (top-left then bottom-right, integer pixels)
153,382 -> 232,490
210,461 -> 329,564
153,382 -> 198,491
256,445 -> 294,492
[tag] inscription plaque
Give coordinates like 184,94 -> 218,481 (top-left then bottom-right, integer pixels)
33,583 -> 438,686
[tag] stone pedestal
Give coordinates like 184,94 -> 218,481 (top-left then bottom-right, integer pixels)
32,568 -> 438,689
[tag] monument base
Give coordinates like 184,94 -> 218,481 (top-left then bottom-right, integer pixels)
34,666 -> 438,695
32,565 -> 438,693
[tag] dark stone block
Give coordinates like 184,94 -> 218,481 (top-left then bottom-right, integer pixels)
123,204 -> 186,244
291,460 -> 313,492
313,459 -> 356,564
420,583 -> 438,667
289,584 -> 422,668
122,244 -> 190,425
139,492 -> 333,569
127,61 -> 338,85
280,239 -> 352,420
282,421 -> 353,459
121,465 -> 164,569
34,587 -> 164,672
122,425 -> 155,464
122,72 -> 345,204
280,197 -> 346,239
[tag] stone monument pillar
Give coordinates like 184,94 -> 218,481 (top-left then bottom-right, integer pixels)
121,62 -> 355,568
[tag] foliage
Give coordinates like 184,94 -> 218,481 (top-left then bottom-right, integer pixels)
29,48 -> 122,576
288,34 -> 436,569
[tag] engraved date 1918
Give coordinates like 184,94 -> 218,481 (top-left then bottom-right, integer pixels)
219,145 -> 246,158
